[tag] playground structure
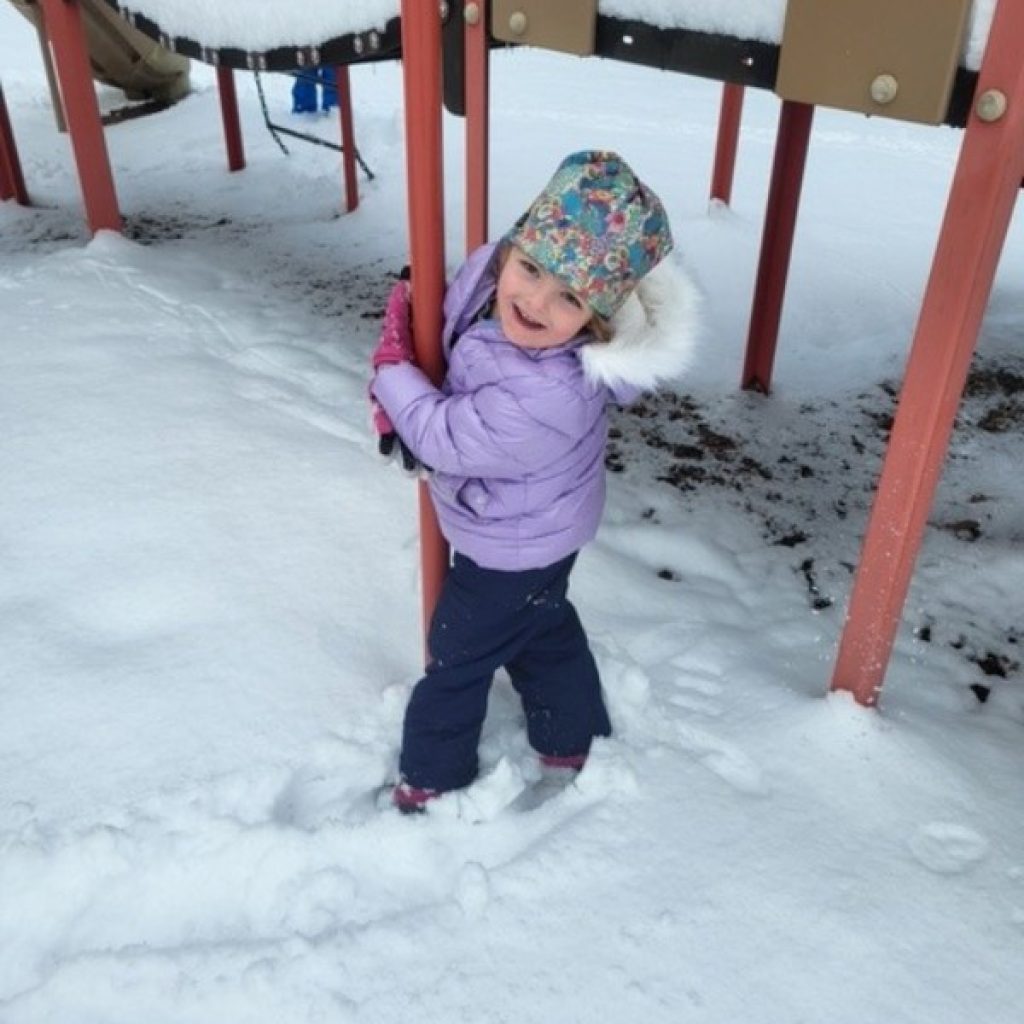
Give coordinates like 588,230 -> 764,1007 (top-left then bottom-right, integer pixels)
0,0 -> 398,219
1,0 -> 1022,709
7,0 -> 189,121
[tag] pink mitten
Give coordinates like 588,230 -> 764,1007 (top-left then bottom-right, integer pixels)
371,279 -> 414,369
370,276 -> 420,471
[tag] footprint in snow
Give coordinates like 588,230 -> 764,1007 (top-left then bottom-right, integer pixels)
907,822 -> 989,875
666,691 -> 723,717
675,722 -> 767,796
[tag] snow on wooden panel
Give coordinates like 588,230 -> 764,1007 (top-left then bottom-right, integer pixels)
601,0 -> 997,70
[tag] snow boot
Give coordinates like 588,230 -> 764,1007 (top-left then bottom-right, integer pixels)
391,780 -> 440,815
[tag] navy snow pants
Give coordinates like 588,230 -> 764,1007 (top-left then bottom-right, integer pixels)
399,551 -> 611,793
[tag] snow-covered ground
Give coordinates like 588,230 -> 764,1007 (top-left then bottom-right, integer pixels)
1,6 -> 1022,1022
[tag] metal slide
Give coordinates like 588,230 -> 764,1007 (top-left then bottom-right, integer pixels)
9,0 -> 189,104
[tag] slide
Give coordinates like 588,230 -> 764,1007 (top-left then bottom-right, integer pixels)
8,0 -> 189,104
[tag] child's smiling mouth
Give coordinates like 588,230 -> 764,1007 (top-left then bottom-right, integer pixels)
512,303 -> 545,331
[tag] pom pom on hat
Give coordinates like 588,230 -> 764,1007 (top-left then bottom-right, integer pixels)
505,150 -> 673,320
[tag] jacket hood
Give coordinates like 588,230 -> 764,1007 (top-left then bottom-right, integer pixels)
442,244 -> 502,358
581,255 -> 702,394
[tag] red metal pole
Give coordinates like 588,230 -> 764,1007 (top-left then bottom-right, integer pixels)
464,0 -> 490,252
710,83 -> 744,205
400,0 -> 449,644
831,0 -> 1024,707
216,67 -> 245,172
336,65 -> 358,213
741,100 -> 814,393
37,0 -> 120,233
0,82 -> 29,205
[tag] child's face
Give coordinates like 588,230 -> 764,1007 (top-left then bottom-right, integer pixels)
496,247 -> 592,349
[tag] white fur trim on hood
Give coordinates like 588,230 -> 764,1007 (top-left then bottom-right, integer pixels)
581,256 -> 702,394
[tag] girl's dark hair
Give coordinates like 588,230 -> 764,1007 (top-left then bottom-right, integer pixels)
587,314 -> 613,344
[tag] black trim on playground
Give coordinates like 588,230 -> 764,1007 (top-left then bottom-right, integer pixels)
99,1 -> 979,127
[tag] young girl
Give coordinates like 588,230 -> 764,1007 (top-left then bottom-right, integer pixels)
369,150 -> 698,812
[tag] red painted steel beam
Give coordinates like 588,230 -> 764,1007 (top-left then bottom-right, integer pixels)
216,67 -> 245,172
464,0 -> 490,252
741,100 -> 814,394
710,83 -> 744,205
0,82 -> 29,205
38,0 -> 120,233
831,0 -> 1024,707
400,0 -> 450,644
337,65 -> 358,213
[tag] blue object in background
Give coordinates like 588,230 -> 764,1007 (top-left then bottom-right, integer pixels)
291,70 -> 319,113
291,68 -> 337,114
320,67 -> 338,112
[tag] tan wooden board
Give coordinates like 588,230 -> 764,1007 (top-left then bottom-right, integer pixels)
492,0 -> 597,57
776,0 -> 972,124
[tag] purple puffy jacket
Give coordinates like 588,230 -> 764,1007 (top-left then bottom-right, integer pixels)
371,243 -> 699,570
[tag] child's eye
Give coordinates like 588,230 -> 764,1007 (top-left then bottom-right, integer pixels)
518,258 -> 540,277
562,292 -> 583,310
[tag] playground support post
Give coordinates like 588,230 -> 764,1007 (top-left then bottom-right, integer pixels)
710,83 -> 744,205
38,0 -> 121,233
741,100 -> 814,393
336,65 -> 358,213
216,67 -> 245,172
464,0 -> 489,252
0,82 -> 29,205
400,0 -> 449,647
831,0 -> 1024,707
30,8 -> 66,133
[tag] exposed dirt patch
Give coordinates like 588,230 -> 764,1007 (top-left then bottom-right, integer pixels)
607,356 -> 1024,700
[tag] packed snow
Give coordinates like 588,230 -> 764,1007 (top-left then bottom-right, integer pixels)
1,4 -> 1022,1022
105,0 -> 400,48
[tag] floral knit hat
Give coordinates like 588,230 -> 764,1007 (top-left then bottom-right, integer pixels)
505,150 -> 673,320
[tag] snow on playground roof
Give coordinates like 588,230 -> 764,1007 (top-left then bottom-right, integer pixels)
120,0 -> 996,70
114,0 -> 400,50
